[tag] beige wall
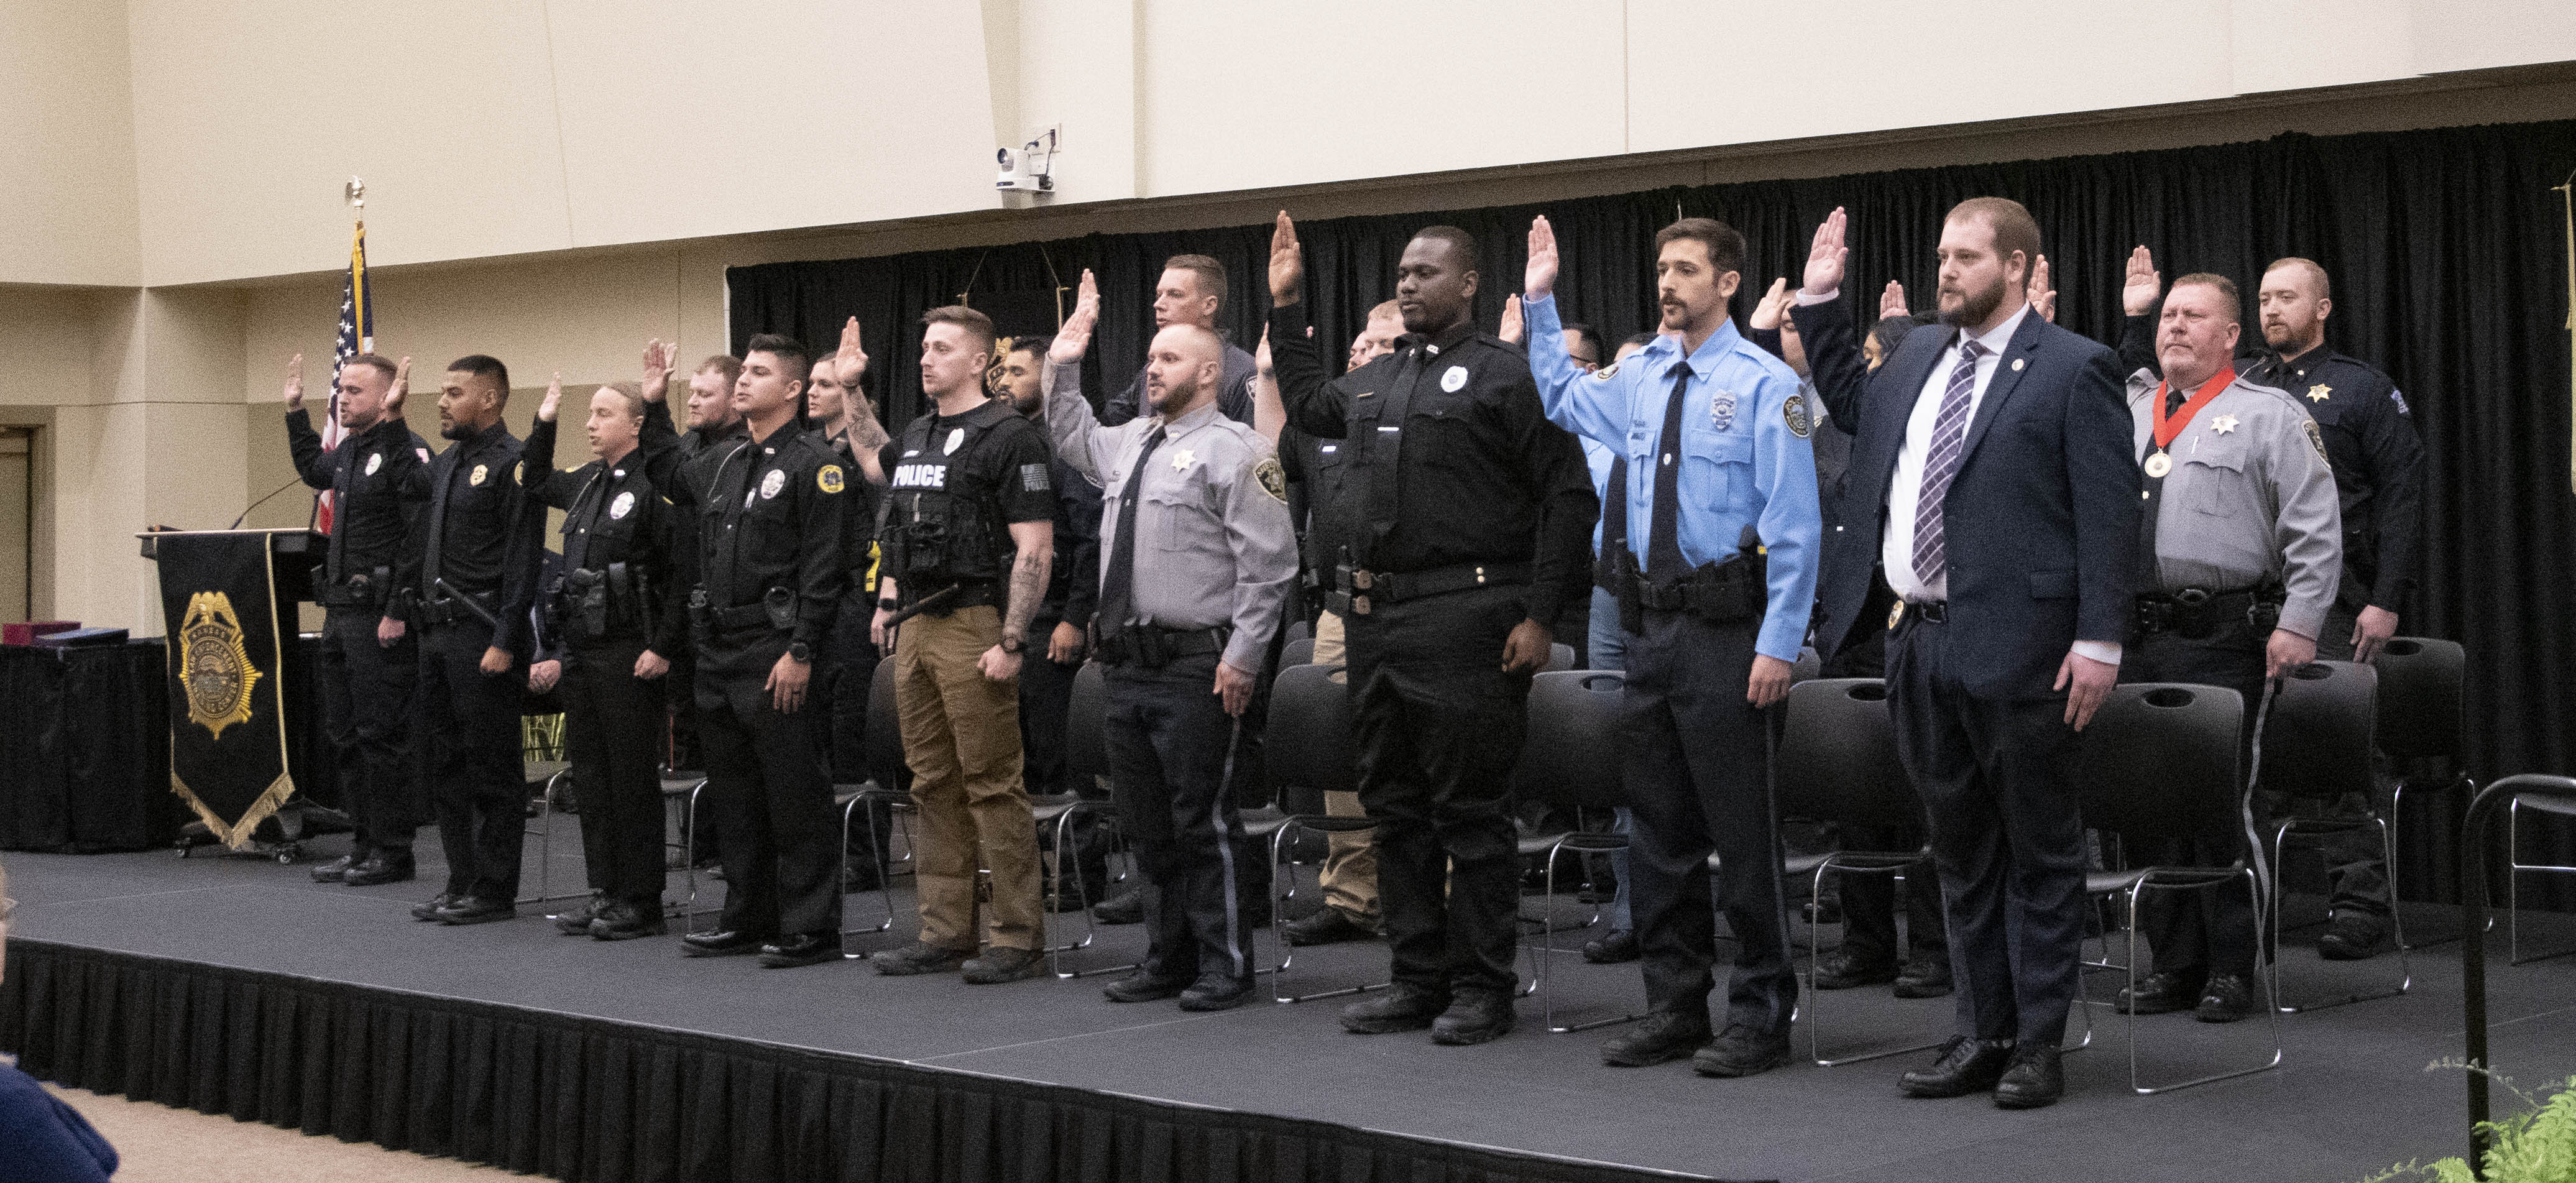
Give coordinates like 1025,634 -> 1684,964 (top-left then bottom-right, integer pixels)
0,5 -> 139,286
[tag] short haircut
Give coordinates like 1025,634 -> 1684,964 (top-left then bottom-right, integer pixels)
1163,254 -> 1228,315
1005,338 -> 1044,362
2170,273 -> 2242,325
1944,197 -> 2042,274
694,354 -> 742,389
1867,314 -> 1928,361
742,333 -> 811,387
1367,299 -> 1402,323
448,354 -> 511,403
341,352 -> 398,382
1409,225 -> 1478,269
1560,321 -> 1604,361
596,380 -> 645,418
1653,217 -> 1747,278
2263,257 -> 2332,300
1621,332 -> 1660,350
920,305 -> 996,353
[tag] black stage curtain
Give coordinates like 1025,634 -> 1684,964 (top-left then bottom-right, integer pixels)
0,641 -> 174,852
733,121 -> 2576,793
0,939 -> 1724,1183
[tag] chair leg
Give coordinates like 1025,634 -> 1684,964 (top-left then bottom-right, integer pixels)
1802,859 -> 1942,1066
2268,819 -> 2411,1011
1266,821 -> 1384,1004
2128,873 -> 2283,1095
837,795 -> 895,945
2397,776 -> 2468,951
681,781 -> 706,934
1051,805 -> 1136,978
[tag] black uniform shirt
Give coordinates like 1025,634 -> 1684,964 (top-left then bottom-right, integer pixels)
2243,343 -> 2424,614
285,409 -> 426,589
522,410 -> 688,652
397,420 -> 537,652
1267,302 -> 1596,630
1041,456 -> 1102,629
697,420 -> 849,649
1277,420 -> 1356,587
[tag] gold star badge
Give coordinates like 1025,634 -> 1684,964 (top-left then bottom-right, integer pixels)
1170,447 -> 1195,471
2211,414 -> 2238,435
2307,384 -> 2332,402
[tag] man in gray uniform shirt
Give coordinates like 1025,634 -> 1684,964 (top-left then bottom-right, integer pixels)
1043,269 -> 1300,1011
2110,273 -> 2341,1024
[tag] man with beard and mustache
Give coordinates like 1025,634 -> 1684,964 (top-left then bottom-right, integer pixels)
1791,201 -> 2138,1108
1038,271 -> 1297,1009
393,354 -> 544,926
1522,214 -> 1821,1077
1266,213 -> 1597,1045
1102,254 -> 1259,427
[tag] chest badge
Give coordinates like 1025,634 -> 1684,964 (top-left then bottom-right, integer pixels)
944,428 -> 965,455
364,452 -> 382,476
469,463 -> 489,486
1709,388 -> 1737,432
1441,365 -> 1468,393
609,490 -> 635,520
2307,384 -> 2332,402
1171,447 -> 1196,472
759,469 -> 786,499
2210,413 -> 2239,435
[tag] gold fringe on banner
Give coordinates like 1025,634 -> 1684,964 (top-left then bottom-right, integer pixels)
2560,170 -> 2575,495
170,770 -> 294,851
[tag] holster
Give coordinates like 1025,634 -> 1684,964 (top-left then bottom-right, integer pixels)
1614,527 -> 1765,630
2134,584 -> 2284,640
1093,624 -> 1230,670
762,586 -> 799,632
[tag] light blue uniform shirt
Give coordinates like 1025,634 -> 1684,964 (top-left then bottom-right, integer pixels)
1581,436 -> 1617,556
1527,293 -> 1821,662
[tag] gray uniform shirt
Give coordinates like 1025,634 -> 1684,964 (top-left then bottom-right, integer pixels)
2125,371 -> 2344,640
1046,359 -> 1298,673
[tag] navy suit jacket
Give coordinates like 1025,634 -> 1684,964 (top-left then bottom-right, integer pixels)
1794,295 -> 2139,699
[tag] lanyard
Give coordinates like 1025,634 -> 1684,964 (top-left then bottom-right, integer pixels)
2151,367 -> 2236,450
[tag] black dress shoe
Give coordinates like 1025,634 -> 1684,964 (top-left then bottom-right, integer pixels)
1581,929 -> 1639,964
1430,991 -> 1516,1046
1692,1023 -> 1793,1077
2195,973 -> 2256,1023
1179,972 -> 1256,1011
1090,887 -> 1145,926
1993,1044 -> 2064,1109
410,893 -> 459,922
553,892 -> 610,935
434,896 -> 515,926
1340,984 -> 1448,1034
1599,1010 -> 1711,1067
2317,913 -> 2388,961
758,932 -> 844,969
1102,972 -> 1192,1003
1804,896 -> 1843,926
310,854 -> 358,883
343,851 -> 416,887
1812,949 -> 1900,990
1899,1036 -> 2016,1098
2115,970 -> 2205,1015
1893,955 -> 1955,999
681,929 -> 771,958
589,898 -> 666,941
1282,907 -> 1373,947
868,941 -> 974,975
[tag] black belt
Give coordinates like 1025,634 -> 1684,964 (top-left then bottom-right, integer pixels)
417,589 -> 499,627
906,581 -> 1000,616
2135,586 -> 2281,637
1894,600 -> 1947,625
1332,559 -> 1530,617
320,584 -> 384,610
1093,624 -> 1230,668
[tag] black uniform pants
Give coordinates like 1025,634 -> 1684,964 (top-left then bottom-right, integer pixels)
1622,609 -> 1798,1034
696,628 -> 842,939
1817,632 -> 1946,966
2122,622 -> 2265,982
2306,602 -> 2394,919
820,603 -> 888,877
1104,653 -> 1251,983
319,607 -> 420,855
416,618 -> 525,901
1888,613 -> 2086,1046
561,637 -> 666,905
1346,584 -> 1529,1000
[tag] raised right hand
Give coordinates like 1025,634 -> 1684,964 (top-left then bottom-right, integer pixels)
835,316 -> 868,383
1803,207 -> 1848,298
385,356 -> 412,417
1498,293 -> 1525,344
1524,215 -> 1560,300
2122,246 -> 2162,317
1879,281 -> 1910,321
1267,211 -> 1304,306
640,338 -> 675,403
282,353 -> 305,412
536,372 -> 563,423
1050,270 -> 1100,365
1748,278 -> 1791,331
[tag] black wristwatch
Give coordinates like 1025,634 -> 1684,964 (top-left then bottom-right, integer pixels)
788,640 -> 813,663
998,633 -> 1025,655
878,597 -> 898,613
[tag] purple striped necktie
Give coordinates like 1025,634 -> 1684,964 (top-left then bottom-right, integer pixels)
1910,338 -> 1985,587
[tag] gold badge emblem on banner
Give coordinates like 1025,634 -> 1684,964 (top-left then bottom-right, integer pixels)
178,591 -> 262,740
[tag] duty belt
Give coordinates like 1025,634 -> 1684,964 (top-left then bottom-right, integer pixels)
2134,585 -> 2283,638
316,566 -> 392,610
689,586 -> 800,636
1093,624 -> 1230,668
416,587 -> 499,627
1330,559 -> 1530,617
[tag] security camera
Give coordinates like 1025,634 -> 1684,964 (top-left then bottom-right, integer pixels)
996,126 -> 1059,193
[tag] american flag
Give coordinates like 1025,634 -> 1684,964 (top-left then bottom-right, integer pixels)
316,221 -> 372,535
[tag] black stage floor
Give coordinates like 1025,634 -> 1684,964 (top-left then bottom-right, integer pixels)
1,821 -> 2568,1182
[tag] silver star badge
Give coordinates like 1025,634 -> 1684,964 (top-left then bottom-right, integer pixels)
1170,447 -> 1195,471
2211,414 -> 2238,435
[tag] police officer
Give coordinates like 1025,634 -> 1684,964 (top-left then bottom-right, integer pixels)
1525,214 -> 1821,1075
523,370 -> 686,941
865,306 -> 1057,985
282,351 -> 428,888
395,354 -> 542,926
1266,213 -> 1597,1044
2109,274 -> 2340,1023
663,352 -> 745,786
809,321 -> 894,890
681,334 -> 850,968
1042,271 -> 1299,1009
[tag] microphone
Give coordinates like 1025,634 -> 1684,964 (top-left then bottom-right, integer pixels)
231,477 -> 310,531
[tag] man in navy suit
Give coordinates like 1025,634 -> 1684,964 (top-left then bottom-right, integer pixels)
1790,201 -> 2138,1109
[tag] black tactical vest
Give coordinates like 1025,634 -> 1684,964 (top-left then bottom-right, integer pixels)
883,406 -> 1013,589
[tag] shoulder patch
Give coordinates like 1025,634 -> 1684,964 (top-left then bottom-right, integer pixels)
816,464 -> 845,494
1591,361 -> 1620,382
1783,394 -> 1813,439
2303,418 -> 2330,465
2390,389 -> 2409,416
1020,463 -> 1051,493
1254,457 -> 1287,503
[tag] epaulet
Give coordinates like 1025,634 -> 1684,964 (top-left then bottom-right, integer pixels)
2234,377 -> 2309,414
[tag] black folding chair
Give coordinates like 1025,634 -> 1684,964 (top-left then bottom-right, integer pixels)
2258,660 -> 2406,1008
1257,661 -> 1386,1003
1042,661 -> 1127,977
1517,669 -> 1642,1033
2375,637 -> 2471,951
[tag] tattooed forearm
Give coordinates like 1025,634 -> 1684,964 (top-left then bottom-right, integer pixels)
1002,543 -> 1051,639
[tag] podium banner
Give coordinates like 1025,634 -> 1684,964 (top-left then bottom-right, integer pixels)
153,532 -> 295,847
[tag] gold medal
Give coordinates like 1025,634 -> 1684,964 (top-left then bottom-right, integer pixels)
2143,451 -> 2173,479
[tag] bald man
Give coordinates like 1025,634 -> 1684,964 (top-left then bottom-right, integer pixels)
1044,275 -> 1299,1009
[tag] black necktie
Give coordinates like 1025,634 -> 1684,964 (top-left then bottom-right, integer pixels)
1645,364 -> 1693,579
424,448 -> 457,588
1097,425 -> 1167,638
326,440 -> 352,584
2135,383 -> 2187,591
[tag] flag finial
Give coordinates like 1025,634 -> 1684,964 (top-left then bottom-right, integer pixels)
344,177 -> 365,210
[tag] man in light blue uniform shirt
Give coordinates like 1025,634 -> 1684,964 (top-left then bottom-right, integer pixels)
1525,214 -> 1821,1077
